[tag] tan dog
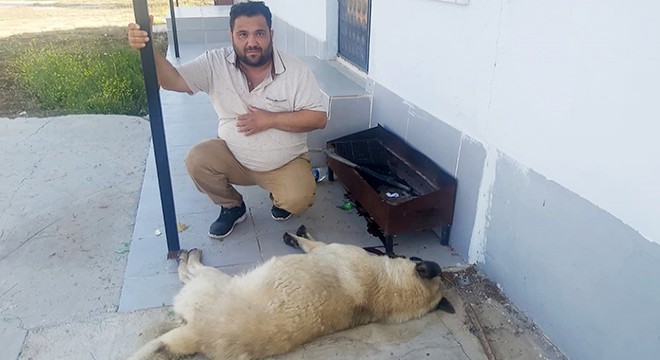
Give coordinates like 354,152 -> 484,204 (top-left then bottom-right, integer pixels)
128,225 -> 454,360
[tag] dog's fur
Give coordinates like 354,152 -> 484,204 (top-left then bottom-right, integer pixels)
128,226 -> 453,360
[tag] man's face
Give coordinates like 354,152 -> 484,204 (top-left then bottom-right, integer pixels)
231,15 -> 273,67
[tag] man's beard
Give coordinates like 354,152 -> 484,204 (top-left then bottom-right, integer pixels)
235,43 -> 273,67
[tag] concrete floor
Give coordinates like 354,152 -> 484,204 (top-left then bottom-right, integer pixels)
114,40 -> 566,359
2,113 -> 484,360
117,39 -> 467,313
119,91 -> 466,313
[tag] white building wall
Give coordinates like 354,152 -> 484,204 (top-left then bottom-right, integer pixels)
264,0 -> 328,41
267,2 -> 660,358
370,0 -> 660,244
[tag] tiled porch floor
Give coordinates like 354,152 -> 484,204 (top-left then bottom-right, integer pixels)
118,41 -> 465,312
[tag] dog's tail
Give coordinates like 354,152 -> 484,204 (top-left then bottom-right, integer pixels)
127,326 -> 199,360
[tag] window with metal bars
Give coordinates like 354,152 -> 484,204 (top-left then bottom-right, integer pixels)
338,0 -> 371,72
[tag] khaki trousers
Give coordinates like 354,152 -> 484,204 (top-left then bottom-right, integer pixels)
184,139 -> 316,214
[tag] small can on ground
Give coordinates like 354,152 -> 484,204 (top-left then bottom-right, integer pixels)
312,167 -> 327,182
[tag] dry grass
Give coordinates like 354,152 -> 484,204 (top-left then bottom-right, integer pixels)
0,0 -> 212,38
0,0 -> 211,117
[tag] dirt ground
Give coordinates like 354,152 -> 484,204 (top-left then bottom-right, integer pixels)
442,267 -> 568,360
0,2 -> 135,38
0,0 -> 210,39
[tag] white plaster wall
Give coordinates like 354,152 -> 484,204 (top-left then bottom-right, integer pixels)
265,0 -> 327,40
369,0 -> 660,243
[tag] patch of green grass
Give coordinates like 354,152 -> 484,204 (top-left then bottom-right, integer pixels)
11,41 -> 147,115
1,26 -> 168,117
0,0 -> 213,118
0,0 -> 208,118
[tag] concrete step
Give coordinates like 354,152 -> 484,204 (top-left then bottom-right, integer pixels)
166,5 -> 231,44
300,57 -> 372,166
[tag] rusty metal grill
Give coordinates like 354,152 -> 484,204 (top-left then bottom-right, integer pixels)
327,125 -> 458,255
331,139 -> 388,167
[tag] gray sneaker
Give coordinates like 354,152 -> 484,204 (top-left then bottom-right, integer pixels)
209,202 -> 247,239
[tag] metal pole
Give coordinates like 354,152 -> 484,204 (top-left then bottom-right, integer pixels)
132,0 -> 181,259
169,0 -> 180,58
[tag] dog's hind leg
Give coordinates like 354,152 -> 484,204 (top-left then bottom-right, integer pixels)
177,250 -> 194,283
283,227 -> 326,253
295,224 -> 318,241
128,326 -> 199,360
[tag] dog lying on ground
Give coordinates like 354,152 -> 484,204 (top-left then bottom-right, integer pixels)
128,225 -> 454,360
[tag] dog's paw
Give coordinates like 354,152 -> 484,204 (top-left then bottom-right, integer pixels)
187,248 -> 202,262
283,232 -> 301,249
178,249 -> 190,263
296,225 -> 309,238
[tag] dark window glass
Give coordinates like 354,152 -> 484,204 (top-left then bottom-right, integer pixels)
338,0 -> 371,72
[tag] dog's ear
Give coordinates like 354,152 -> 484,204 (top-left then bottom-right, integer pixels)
436,297 -> 455,314
415,261 -> 441,279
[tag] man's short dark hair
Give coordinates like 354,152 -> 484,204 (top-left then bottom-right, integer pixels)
230,1 -> 272,31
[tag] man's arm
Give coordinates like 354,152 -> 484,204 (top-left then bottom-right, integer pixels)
127,18 -> 192,93
236,106 -> 327,136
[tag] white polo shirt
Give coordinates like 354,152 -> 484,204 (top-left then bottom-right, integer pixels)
176,47 -> 327,172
